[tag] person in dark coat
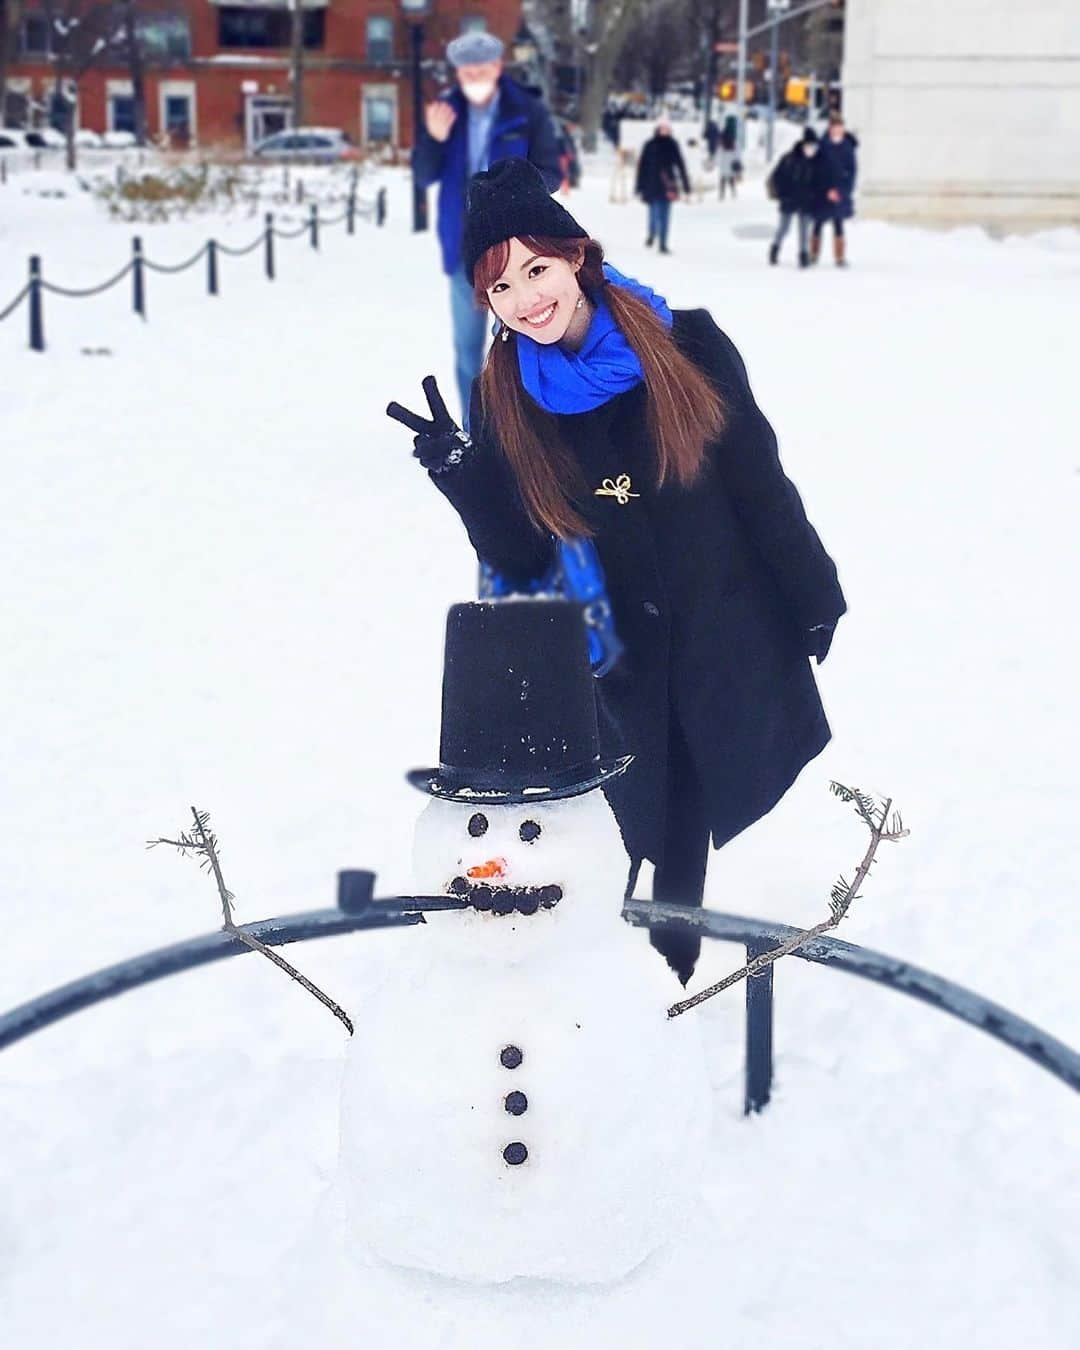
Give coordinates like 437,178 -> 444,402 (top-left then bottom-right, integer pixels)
634,121 -> 691,254
704,118 -> 721,159
767,128 -> 823,267
716,122 -> 739,199
602,105 -> 623,149
811,113 -> 858,267
387,159 -> 846,986
412,31 -> 562,422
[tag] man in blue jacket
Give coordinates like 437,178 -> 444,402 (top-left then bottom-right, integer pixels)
412,31 -> 563,422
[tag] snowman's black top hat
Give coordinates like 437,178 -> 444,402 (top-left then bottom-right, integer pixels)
407,600 -> 633,805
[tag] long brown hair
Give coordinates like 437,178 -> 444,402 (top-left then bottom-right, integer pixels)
473,234 -> 725,539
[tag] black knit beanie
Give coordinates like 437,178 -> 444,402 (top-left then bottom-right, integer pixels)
462,158 -> 588,285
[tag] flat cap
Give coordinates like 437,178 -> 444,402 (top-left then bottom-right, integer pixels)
446,31 -> 505,67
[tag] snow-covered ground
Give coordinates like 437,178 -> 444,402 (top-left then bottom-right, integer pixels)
1,150 -> 1078,1348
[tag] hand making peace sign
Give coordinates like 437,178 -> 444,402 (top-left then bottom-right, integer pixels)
386,376 -> 473,474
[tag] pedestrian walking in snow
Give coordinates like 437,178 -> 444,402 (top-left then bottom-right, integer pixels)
412,31 -> 562,423
767,128 -> 822,267
716,123 -> 739,200
704,118 -> 721,164
386,158 -> 846,986
811,113 -> 858,267
634,121 -> 691,255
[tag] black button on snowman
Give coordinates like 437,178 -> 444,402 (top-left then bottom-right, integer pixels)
339,599 -> 711,1284
499,1048 -> 528,1162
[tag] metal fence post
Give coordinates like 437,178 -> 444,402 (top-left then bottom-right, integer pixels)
347,186 -> 356,235
309,201 -> 319,249
132,236 -> 145,319
207,238 -> 218,296
1,158 -> 7,186
337,869 -> 376,914
28,255 -> 44,352
377,186 -> 387,227
744,936 -> 775,1114
296,177 -> 304,205
265,212 -> 275,279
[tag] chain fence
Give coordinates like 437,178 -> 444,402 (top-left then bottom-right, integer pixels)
1,174 -> 387,352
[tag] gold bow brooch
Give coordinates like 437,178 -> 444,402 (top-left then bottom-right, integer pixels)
594,474 -> 640,506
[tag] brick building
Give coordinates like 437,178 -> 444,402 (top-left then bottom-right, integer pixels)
6,0 -> 524,152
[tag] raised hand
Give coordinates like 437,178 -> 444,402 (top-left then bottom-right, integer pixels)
386,376 -> 473,474
424,102 -> 457,144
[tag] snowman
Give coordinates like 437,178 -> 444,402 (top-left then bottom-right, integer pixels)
339,600 -> 712,1285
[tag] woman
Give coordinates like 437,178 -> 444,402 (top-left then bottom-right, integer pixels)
387,158 -> 846,986
767,128 -> 822,267
634,121 -> 690,254
716,122 -> 739,200
812,113 -> 858,267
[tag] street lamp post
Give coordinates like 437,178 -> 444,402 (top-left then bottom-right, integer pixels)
400,0 -> 432,233
734,0 -> 749,152
766,0 -> 790,162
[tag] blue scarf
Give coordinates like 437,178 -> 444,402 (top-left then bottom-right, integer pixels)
516,263 -> 673,414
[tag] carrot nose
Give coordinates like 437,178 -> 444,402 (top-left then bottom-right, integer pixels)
467,857 -> 507,880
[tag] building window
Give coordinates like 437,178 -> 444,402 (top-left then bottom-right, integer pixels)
218,7 -> 326,51
363,90 -> 396,144
164,94 -> 193,142
110,95 -> 136,135
137,16 -> 192,62
460,16 -> 487,34
367,16 -> 393,64
20,13 -> 51,57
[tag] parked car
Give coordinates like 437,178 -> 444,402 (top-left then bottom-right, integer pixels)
252,127 -> 359,163
74,129 -> 104,148
102,130 -> 137,149
22,127 -> 65,150
0,128 -> 33,150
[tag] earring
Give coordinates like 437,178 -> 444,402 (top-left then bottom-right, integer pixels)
575,295 -> 585,310
500,323 -> 510,342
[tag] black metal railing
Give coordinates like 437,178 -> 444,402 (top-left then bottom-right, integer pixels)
0,183 -> 387,351
1,869 -> 1076,1112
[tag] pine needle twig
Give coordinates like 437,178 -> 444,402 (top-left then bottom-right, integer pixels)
149,807 -> 354,1035
667,783 -> 909,1019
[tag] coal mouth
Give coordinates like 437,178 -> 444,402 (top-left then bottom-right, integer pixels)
448,876 -> 563,916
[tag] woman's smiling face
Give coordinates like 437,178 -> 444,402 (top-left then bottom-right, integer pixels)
485,237 -> 584,345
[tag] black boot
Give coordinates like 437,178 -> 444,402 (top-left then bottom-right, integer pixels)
798,250 -> 809,268
768,242 -> 779,265
650,927 -> 701,988
645,234 -> 654,247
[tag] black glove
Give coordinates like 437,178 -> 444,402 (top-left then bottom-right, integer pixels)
386,376 -> 473,474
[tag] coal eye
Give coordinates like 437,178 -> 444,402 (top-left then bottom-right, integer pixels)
519,820 -> 541,843
468,813 -> 488,838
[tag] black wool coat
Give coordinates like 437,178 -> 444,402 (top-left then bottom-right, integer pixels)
771,146 -> 823,214
433,310 -> 847,864
634,135 -> 691,202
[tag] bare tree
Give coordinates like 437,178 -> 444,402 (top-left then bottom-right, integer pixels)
577,0 -> 655,150
114,0 -> 149,144
1,0 -> 27,126
289,0 -> 304,130
613,2 -> 695,99
41,0 -> 125,166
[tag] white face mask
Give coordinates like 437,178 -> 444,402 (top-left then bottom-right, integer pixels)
461,79 -> 497,106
